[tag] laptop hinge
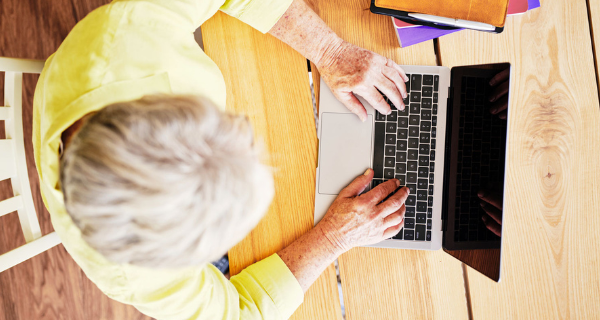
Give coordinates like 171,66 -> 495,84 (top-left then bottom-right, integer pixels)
441,85 -> 454,233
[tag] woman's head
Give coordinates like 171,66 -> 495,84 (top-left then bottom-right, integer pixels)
60,95 -> 274,268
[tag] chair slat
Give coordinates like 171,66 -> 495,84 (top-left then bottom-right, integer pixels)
0,196 -> 23,217
0,107 -> 8,120
0,139 -> 17,181
0,57 -> 44,73
0,232 -> 61,272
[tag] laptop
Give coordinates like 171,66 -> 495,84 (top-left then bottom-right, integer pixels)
314,63 -> 511,281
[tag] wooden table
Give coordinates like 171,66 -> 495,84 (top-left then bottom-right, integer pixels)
202,0 -> 600,318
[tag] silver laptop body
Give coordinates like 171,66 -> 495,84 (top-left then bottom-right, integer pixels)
314,65 -> 451,251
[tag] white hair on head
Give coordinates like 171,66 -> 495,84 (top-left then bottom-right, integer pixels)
60,95 -> 274,268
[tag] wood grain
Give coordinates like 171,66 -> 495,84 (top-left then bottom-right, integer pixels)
307,0 -> 470,319
0,0 -> 151,319
438,0 -> 600,318
588,0 -> 600,89
201,12 -> 342,320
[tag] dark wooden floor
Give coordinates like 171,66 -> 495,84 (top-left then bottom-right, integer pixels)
0,1 -> 151,319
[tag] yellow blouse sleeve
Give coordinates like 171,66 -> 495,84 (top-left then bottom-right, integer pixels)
129,254 -> 303,320
219,0 -> 294,33
230,254 -> 304,319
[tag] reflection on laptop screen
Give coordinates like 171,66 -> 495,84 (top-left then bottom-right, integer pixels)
442,63 -> 510,282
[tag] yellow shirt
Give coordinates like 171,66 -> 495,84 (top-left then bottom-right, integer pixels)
32,0 -> 303,319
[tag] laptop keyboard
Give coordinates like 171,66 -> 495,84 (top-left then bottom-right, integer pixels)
372,74 -> 439,242
453,76 -> 505,243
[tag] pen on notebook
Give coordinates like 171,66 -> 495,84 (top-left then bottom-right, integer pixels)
407,13 -> 496,32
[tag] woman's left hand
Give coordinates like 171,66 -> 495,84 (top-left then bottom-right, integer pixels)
316,40 -> 409,121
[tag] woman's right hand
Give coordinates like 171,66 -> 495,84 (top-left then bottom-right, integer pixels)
317,169 -> 409,253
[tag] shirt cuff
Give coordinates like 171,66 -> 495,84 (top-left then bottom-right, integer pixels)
243,253 -> 304,318
221,0 -> 294,34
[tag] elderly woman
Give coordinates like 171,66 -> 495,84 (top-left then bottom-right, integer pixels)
34,0 -> 409,319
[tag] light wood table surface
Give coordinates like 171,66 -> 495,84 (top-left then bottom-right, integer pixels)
202,0 -> 600,318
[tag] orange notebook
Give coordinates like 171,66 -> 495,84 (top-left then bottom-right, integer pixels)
373,0 -> 510,28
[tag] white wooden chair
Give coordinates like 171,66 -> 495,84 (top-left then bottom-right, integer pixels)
0,57 -> 60,272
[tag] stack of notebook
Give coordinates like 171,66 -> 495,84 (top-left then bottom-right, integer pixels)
393,0 -> 540,47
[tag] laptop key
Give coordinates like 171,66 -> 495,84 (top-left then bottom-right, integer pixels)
429,162 -> 435,172
416,213 -> 426,223
415,225 -> 426,241
417,190 -> 427,201
398,117 -> 409,128
393,229 -> 403,240
419,144 -> 430,155
406,184 -> 417,194
405,218 -> 415,229
396,163 -> 406,174
410,92 -> 421,102
409,115 -> 420,126
417,202 -> 427,212
427,219 -> 432,230
406,195 -> 416,206
427,207 -> 433,218
433,104 -> 438,114
420,132 -> 430,144
432,116 -> 438,127
432,127 -> 437,138
423,75 -> 433,86
397,128 -> 408,140
386,134 -> 396,144
428,184 -> 434,195
375,111 -> 386,121
408,138 -> 419,149
420,121 -> 431,132
430,150 -> 436,161
434,75 -> 439,91
429,173 -> 435,184
410,104 -> 420,114
373,122 -> 386,178
421,109 -> 432,120
418,179 -> 428,189
433,92 -> 438,103
418,167 -> 428,178
409,126 -> 419,137
372,179 -> 383,188
396,140 -> 407,151
405,74 -> 411,93
385,145 -> 395,156
384,168 -> 394,179
407,172 -> 417,183
405,206 -> 416,217
387,110 -> 397,122
422,86 -> 433,97
431,138 -> 436,149
385,157 -> 394,167
422,98 -> 432,108
411,74 -> 422,91
395,174 -> 405,185
404,229 -> 415,240
426,231 -> 431,241
386,122 -> 397,133
428,196 -> 434,207
408,149 -> 419,161
396,151 -> 407,162
407,161 -> 418,171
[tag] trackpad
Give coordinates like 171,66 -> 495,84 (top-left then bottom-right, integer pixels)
318,113 -> 372,195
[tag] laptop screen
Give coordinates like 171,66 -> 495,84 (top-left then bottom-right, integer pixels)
442,63 -> 511,282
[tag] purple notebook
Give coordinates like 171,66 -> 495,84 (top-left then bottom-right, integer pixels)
396,0 -> 541,47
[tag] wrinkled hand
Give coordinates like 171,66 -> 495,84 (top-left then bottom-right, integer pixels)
478,188 -> 503,237
488,69 -> 510,119
317,41 -> 408,121
318,169 -> 409,253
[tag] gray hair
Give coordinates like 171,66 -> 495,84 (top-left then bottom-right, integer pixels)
60,95 -> 274,268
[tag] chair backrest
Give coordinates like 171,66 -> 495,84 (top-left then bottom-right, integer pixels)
0,57 -> 60,272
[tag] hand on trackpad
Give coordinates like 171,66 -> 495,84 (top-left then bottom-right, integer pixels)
318,113 -> 372,195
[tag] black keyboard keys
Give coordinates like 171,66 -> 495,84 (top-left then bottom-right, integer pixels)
411,74 -> 422,91
415,225 -> 426,241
